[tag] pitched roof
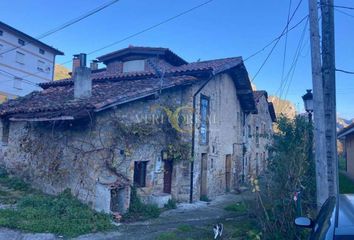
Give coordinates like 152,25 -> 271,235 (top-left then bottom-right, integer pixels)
338,123 -> 354,139
253,90 -> 276,122
0,21 -> 64,55
1,75 -> 196,121
0,54 -> 256,121
97,46 -> 187,66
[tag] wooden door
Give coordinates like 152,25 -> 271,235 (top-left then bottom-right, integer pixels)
200,153 -> 208,198
225,154 -> 232,192
163,160 -> 173,194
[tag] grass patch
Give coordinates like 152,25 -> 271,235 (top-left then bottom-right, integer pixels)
339,171 -> 354,194
200,195 -> 211,202
156,232 -> 179,240
177,224 -> 193,232
224,202 -> 247,214
0,189 -> 112,237
122,187 -> 160,222
0,168 -> 112,237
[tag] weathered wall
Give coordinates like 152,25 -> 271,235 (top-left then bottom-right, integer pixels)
244,95 -> 273,178
0,86 -> 193,213
192,73 -> 243,200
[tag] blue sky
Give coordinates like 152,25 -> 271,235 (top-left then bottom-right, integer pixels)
1,0 -> 353,119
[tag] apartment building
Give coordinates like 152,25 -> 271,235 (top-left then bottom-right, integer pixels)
0,21 -> 63,101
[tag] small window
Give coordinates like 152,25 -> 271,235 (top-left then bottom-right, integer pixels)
37,60 -> 45,72
13,77 -> 22,90
39,48 -> 45,55
134,161 -> 148,187
18,39 -> 25,46
15,51 -> 25,64
0,30 -> 3,36
200,95 -> 210,145
123,60 -> 145,73
256,126 -> 259,147
1,119 -> 9,145
248,125 -> 252,138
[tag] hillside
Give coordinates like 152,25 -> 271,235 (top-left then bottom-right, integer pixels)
268,96 -> 296,119
54,64 -> 70,80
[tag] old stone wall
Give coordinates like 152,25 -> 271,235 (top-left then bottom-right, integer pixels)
0,86 -> 193,213
244,95 -> 273,178
192,73 -> 243,200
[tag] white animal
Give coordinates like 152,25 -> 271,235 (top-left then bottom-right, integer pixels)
213,223 -> 223,239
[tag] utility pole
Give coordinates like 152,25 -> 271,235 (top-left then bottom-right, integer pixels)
321,0 -> 338,197
308,0 -> 328,208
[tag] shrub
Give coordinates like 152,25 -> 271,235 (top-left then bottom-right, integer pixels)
123,187 -> 160,221
164,198 -> 177,209
252,116 -> 316,239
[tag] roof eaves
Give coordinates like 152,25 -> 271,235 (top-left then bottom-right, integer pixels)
0,21 -> 64,55
338,123 -> 354,138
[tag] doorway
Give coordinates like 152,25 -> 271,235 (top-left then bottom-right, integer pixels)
200,153 -> 208,198
225,154 -> 232,192
163,160 -> 173,194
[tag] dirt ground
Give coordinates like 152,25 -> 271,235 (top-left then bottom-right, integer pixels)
76,191 -> 259,240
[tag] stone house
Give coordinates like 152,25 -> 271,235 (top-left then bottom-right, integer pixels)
0,46 -> 273,214
338,123 -> 354,179
242,90 -> 276,179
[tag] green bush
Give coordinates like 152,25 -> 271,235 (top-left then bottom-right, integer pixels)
123,187 -> 160,221
253,116 -> 316,239
164,198 -> 177,209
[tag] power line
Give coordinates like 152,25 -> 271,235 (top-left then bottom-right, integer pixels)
335,8 -> 354,18
244,14 -> 308,62
319,2 -> 354,10
336,68 -> 354,74
87,0 -> 215,56
250,0 -> 304,82
17,0 -> 215,82
279,0 -> 293,98
0,0 -> 120,55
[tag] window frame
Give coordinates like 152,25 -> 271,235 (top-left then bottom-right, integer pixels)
15,51 -> 25,65
200,94 -> 210,145
18,39 -> 25,46
133,161 -> 148,187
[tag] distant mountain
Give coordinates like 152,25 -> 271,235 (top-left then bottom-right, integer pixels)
54,64 -> 70,80
337,117 -> 354,131
268,96 -> 296,119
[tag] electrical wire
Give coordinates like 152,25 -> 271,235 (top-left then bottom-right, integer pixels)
250,0 -> 304,82
16,0 -> 215,83
0,0 -> 120,55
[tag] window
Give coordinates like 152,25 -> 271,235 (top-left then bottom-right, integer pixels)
0,30 -> 3,36
256,126 -> 259,147
37,60 -> 45,72
18,39 -> 25,46
248,125 -> 252,138
13,77 -> 22,90
15,51 -> 25,64
1,119 -> 9,145
39,48 -> 45,55
134,161 -> 148,187
123,60 -> 145,72
200,95 -> 210,145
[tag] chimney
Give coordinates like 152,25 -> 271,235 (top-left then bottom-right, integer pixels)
72,53 -> 87,75
90,60 -> 99,71
73,53 -> 92,99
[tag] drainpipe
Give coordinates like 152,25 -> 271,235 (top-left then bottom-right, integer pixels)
189,73 -> 214,203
